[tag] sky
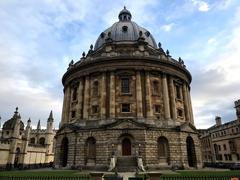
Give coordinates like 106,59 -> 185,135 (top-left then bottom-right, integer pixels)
0,0 -> 239,129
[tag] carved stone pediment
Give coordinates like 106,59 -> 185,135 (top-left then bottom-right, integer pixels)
179,122 -> 197,133
105,119 -> 148,130
56,124 -> 77,135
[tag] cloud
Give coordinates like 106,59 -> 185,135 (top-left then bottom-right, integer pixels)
189,7 -> 240,128
191,0 -> 210,12
161,23 -> 175,32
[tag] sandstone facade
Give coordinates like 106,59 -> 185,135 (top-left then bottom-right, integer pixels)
55,7 -> 202,171
0,108 -> 55,169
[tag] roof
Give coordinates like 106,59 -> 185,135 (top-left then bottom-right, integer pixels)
94,7 -> 157,50
2,108 -> 24,131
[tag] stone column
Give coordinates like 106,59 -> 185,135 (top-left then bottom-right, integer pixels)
77,78 -> 84,120
101,72 -> 107,119
145,72 -> 153,118
136,71 -> 143,118
186,84 -> 194,124
63,86 -> 71,124
61,88 -> 67,124
169,77 -> 177,120
162,74 -> 170,120
109,72 -> 115,119
83,76 -> 90,120
183,83 -> 190,122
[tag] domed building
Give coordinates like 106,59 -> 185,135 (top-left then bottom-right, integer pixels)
55,7 -> 202,170
0,108 -> 55,169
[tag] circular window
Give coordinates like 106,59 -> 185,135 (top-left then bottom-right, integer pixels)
122,26 -> 128,32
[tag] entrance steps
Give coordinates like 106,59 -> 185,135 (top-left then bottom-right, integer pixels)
116,156 -> 137,172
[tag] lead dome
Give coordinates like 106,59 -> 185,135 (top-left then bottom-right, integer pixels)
94,7 -> 157,50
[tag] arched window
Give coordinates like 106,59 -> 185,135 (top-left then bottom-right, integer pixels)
72,87 -> 78,101
92,81 -> 99,97
39,137 -> 45,146
60,137 -> 69,167
153,80 -> 160,95
121,78 -> 130,94
86,137 -> 96,159
30,137 -> 35,144
14,147 -> 20,168
158,137 -> 170,165
158,137 -> 169,157
186,136 -> 197,167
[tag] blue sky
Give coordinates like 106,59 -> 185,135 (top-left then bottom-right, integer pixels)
0,0 -> 239,129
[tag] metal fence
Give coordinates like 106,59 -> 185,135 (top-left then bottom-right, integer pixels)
0,176 -> 90,180
160,176 -> 239,180
0,175 -> 239,180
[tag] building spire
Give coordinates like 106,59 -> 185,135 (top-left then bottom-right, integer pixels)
37,119 -> 41,130
48,110 -> 54,122
118,6 -> 132,21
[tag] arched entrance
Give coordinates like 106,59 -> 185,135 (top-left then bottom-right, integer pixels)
158,136 -> 170,165
85,137 -> 96,165
186,136 -> 197,167
122,138 -> 131,156
60,137 -> 69,167
14,147 -> 20,168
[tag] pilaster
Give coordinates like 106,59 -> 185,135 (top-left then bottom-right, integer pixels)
162,74 -> 171,120
169,77 -> 177,120
83,76 -> 90,120
109,72 -> 115,119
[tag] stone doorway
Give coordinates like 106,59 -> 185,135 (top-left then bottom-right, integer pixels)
122,138 -> 131,156
186,136 -> 197,167
14,147 -> 20,168
60,137 -> 69,167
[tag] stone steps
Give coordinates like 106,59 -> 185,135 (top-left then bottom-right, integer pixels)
116,156 -> 137,172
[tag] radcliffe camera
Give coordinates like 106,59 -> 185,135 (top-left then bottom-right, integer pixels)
0,2 -> 240,180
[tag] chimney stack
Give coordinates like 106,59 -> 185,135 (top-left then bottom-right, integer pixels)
215,116 -> 222,126
235,99 -> 240,119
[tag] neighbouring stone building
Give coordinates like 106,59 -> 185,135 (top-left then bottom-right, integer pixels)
199,99 -> 240,165
0,108 -> 56,169
55,7 -> 202,171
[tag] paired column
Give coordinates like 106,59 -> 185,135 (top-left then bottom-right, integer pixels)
186,85 -> 194,124
101,72 -> 107,119
162,74 -> 171,120
76,78 -> 84,120
136,71 -> 143,118
145,72 -> 153,118
109,72 -> 115,118
83,76 -> 90,120
62,86 -> 71,124
169,77 -> 177,120
183,83 -> 190,122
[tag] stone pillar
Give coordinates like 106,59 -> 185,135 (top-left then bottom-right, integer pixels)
136,71 -> 143,118
83,76 -> 90,120
101,72 -> 107,119
61,88 -> 67,124
183,83 -> 190,122
63,86 -> 71,124
169,77 -> 177,120
162,74 -> 170,120
77,78 -> 84,120
145,72 -> 153,118
109,72 -> 115,119
186,84 -> 194,124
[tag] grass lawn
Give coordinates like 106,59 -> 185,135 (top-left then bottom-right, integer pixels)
161,170 -> 240,177
0,170 -> 89,177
